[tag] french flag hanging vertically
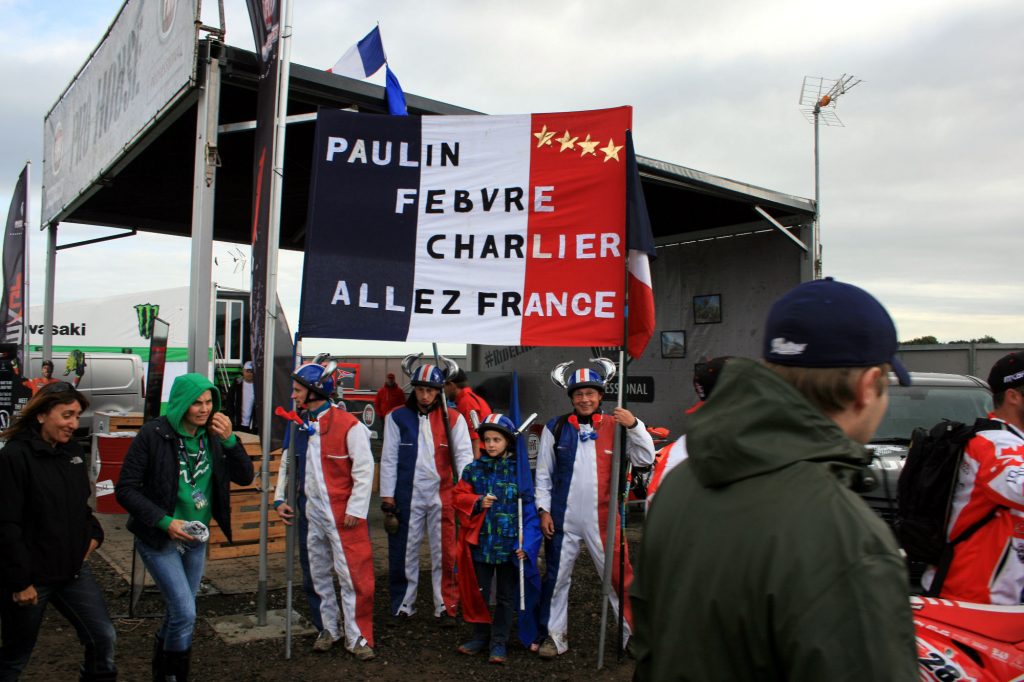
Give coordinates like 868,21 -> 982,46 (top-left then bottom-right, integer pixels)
299,107 -> 635,347
625,131 -> 656,359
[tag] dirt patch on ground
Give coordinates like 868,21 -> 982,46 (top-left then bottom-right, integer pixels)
20,542 -> 638,681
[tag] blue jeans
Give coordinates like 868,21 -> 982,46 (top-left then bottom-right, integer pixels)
134,538 -> 206,652
471,560 -> 517,646
0,563 -> 117,680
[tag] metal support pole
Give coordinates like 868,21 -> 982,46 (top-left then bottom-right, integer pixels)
187,44 -> 221,374
257,0 -> 293,625
42,223 -> 57,363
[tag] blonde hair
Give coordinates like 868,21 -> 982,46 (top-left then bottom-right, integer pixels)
765,363 -> 888,414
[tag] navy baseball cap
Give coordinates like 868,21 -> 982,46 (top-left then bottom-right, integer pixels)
763,278 -> 911,386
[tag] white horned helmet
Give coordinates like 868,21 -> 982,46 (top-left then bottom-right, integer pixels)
550,358 -> 617,398
401,353 -> 459,389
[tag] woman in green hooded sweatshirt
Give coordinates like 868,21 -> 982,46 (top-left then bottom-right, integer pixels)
116,373 -> 254,681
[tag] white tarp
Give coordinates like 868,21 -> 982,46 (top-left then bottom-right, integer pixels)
28,285 -> 191,350
42,0 -> 198,225
28,285 -> 197,402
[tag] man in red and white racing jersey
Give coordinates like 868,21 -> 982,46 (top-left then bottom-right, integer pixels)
646,357 -> 730,510
925,351 -> 1024,604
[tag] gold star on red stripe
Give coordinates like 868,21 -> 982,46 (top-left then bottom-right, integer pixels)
555,130 -> 578,152
578,134 -> 600,157
600,138 -> 623,162
533,124 -> 556,148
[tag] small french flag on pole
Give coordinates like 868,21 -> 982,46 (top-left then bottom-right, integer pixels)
329,26 -> 386,78
329,25 -> 408,116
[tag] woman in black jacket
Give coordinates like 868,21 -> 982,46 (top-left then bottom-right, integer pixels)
115,373 -> 253,682
0,382 -> 117,681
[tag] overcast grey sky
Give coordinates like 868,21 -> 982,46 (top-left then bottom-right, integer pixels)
1,0 -> 1020,352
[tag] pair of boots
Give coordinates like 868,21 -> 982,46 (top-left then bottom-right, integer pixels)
152,636 -> 191,682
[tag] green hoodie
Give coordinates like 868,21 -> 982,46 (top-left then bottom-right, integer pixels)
631,358 -> 916,681
157,373 -> 238,531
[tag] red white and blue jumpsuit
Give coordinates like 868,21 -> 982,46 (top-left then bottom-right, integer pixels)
277,404 -> 376,650
380,403 -> 473,617
535,413 -> 654,653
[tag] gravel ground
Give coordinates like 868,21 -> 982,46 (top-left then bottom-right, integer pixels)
19,534 -> 640,681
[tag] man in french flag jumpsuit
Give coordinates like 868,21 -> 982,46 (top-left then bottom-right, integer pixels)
926,351 -> 1024,603
380,359 -> 474,622
274,362 -> 376,659
535,361 -> 655,658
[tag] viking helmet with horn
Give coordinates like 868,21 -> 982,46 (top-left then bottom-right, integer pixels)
401,353 -> 459,389
550,358 -> 617,398
292,359 -> 338,401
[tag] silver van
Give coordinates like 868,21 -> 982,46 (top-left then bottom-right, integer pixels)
27,352 -> 145,433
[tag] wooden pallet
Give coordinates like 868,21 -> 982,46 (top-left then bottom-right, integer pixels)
94,411 -> 144,433
230,448 -> 282,492
208,488 -> 288,560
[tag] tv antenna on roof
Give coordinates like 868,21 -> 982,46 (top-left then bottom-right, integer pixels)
214,247 -> 248,274
799,74 -> 862,279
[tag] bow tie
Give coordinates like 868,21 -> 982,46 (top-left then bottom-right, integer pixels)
578,430 -> 598,442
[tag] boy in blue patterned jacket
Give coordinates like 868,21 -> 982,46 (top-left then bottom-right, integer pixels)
453,414 -> 529,665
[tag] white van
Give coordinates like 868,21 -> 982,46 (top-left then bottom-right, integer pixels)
27,352 -> 145,433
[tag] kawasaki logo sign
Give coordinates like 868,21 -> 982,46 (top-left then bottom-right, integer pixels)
134,303 -> 160,340
27,323 -> 88,336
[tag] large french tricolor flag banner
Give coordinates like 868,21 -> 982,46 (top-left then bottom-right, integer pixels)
299,106 -> 642,347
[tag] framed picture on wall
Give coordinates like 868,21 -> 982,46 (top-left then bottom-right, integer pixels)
660,330 -> 686,358
693,294 -> 722,325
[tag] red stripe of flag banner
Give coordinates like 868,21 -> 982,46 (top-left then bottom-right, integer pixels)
299,106 -> 654,352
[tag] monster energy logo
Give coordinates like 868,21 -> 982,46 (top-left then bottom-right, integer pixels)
134,303 -> 160,339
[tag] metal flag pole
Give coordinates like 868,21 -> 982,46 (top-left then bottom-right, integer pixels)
256,0 -> 294,626
597,250 -> 632,669
518,497 -> 526,611
282,333 -> 302,657
597,346 -> 627,669
283,420 -> 298,658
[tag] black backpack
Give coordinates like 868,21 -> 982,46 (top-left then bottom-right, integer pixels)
896,417 -> 1003,595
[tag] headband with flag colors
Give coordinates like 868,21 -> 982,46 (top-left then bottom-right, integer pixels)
410,364 -> 444,388
477,413 -> 517,440
567,368 -> 606,396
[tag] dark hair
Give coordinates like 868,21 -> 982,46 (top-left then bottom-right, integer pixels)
0,382 -> 89,441
41,359 -> 54,369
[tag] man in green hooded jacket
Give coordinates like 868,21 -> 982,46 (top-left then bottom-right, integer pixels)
631,279 -> 917,681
